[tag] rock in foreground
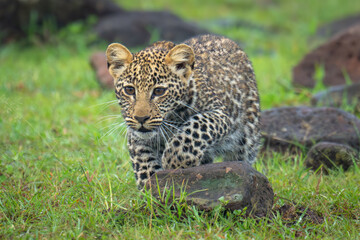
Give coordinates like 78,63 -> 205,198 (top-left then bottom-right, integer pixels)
261,106 -> 360,152
147,161 -> 274,217
305,142 -> 357,174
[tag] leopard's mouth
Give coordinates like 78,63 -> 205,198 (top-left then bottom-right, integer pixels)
125,119 -> 155,133
126,119 -> 161,139
138,126 -> 152,133
132,128 -> 157,140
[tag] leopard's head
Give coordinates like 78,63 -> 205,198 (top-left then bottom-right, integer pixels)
106,41 -> 195,138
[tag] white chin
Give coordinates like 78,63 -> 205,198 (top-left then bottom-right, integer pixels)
133,130 -> 157,140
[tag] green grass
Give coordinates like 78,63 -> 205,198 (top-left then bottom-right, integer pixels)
1,0 -> 360,238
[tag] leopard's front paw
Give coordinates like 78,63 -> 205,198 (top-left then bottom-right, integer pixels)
161,140 -> 203,169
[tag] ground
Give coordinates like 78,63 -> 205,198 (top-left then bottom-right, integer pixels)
0,0 -> 359,238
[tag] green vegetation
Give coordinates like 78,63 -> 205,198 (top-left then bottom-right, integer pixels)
1,0 -> 359,238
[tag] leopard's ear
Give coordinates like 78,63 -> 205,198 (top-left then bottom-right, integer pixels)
165,44 -> 195,81
106,43 -> 133,80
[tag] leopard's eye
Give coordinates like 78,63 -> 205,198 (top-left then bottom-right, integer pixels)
152,87 -> 167,97
124,86 -> 135,95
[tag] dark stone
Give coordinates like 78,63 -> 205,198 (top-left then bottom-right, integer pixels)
316,14 -> 360,38
0,0 -> 123,42
261,106 -> 360,152
311,82 -> 360,111
90,52 -> 113,89
293,24 -> 360,88
147,161 -> 274,217
94,11 -> 209,47
305,142 -> 357,174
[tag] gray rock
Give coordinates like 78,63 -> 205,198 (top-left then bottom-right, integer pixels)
147,161 -> 274,217
293,24 -> 360,88
316,14 -> 360,38
311,82 -> 360,112
261,106 -> 360,152
94,11 -> 209,47
305,142 -> 358,174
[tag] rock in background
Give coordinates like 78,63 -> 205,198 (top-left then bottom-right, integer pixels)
285,16 -> 360,172
0,0 -> 122,42
261,106 -> 360,152
293,24 -> 360,88
94,11 -> 208,47
90,52 -> 113,89
304,142 -> 357,174
311,82 -> 360,111
316,14 -> 360,38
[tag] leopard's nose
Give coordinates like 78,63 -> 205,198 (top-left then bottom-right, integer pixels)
134,116 -> 150,124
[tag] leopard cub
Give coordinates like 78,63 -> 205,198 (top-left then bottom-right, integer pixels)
106,34 -> 261,187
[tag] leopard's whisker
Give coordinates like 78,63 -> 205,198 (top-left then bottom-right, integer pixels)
118,125 -> 128,137
100,124 -> 121,140
161,124 -> 172,140
156,129 -> 161,160
112,125 -> 125,137
161,122 -> 176,138
97,117 -> 122,125
162,118 -> 182,124
170,111 -> 186,122
178,102 -> 199,114
159,126 -> 169,145
98,114 -> 123,120
162,121 -> 182,134
100,121 -> 126,131
88,100 -> 119,109
103,121 -> 127,138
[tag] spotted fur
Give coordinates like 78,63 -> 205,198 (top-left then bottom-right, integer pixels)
106,35 -> 261,187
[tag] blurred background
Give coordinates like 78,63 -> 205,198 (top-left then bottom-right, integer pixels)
1,0 -> 360,238
1,0 -> 360,109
